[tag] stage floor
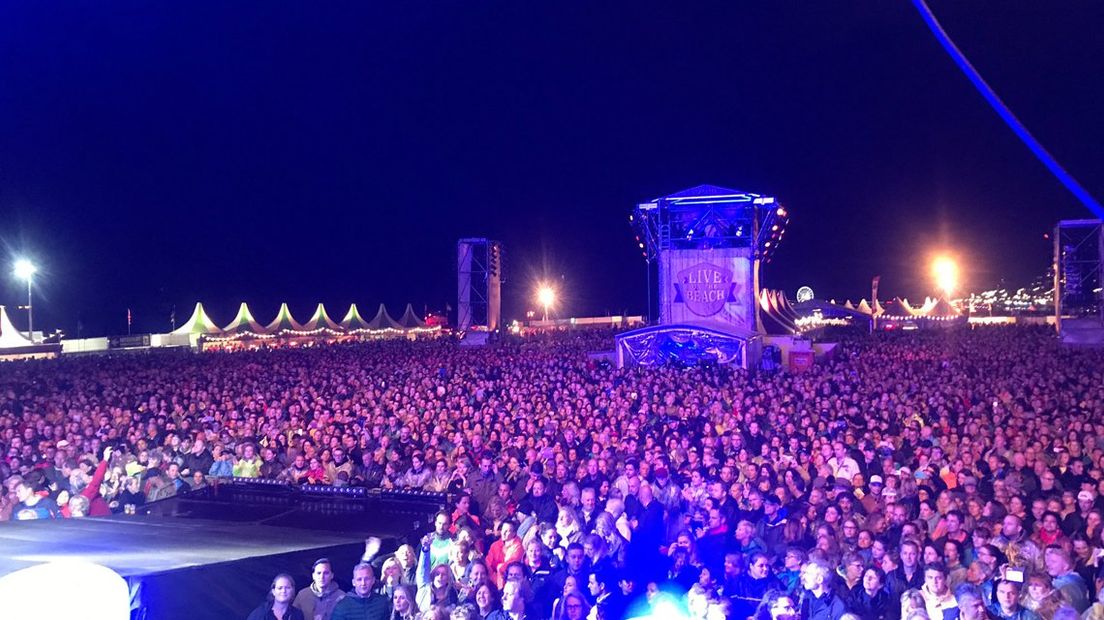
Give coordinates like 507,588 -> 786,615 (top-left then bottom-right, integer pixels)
0,485 -> 439,618
0,515 -> 364,578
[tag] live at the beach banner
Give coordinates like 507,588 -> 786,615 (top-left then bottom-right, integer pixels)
660,249 -> 752,330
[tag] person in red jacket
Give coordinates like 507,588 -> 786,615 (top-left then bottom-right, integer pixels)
485,520 -> 524,589
61,447 -> 114,518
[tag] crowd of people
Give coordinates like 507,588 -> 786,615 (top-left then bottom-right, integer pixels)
2,327 -> 1104,620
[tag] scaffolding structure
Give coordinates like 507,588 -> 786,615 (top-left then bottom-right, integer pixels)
1054,219 -> 1103,332
457,238 -> 503,332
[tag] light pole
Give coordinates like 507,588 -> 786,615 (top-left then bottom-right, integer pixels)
13,259 -> 36,341
537,284 -> 555,322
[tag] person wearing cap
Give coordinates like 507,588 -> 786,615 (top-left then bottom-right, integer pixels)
859,475 -> 884,514
761,493 -> 789,555
1062,491 -> 1096,535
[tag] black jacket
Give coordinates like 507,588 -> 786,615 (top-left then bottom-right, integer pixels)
847,585 -> 892,620
246,602 -> 306,620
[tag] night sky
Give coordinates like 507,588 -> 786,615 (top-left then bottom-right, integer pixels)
2,2 -> 1102,337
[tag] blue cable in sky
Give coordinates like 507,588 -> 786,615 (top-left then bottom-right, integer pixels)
911,0 -> 1104,220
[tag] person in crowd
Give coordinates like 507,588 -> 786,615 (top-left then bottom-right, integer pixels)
486,521 -> 524,589
991,579 -> 1040,620
486,580 -> 526,620
730,552 -> 785,619
249,574 -> 306,620
850,566 -> 893,620
890,541 -> 927,605
754,590 -> 800,620
951,583 -> 994,620
900,589 -> 929,620
798,559 -> 848,620
295,558 -> 346,620
585,568 -> 626,620
551,587 -> 588,620
472,582 -> 499,619
417,564 -> 458,613
388,584 -> 417,620
1045,546 -> 1092,614
331,563 -> 391,620
922,563 -> 958,620
9,476 -> 59,520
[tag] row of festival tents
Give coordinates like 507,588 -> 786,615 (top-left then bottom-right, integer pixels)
841,296 -> 963,321
171,302 -> 434,338
758,291 -> 965,335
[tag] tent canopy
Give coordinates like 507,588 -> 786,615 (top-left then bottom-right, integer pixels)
222,303 -> 267,335
397,304 -> 427,329
925,297 -> 963,318
880,297 -> 917,319
171,303 -> 223,335
301,303 -> 341,332
265,303 -> 306,334
365,304 -> 402,330
0,305 -> 35,348
340,304 -> 371,331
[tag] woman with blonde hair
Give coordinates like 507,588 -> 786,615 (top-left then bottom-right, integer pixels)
379,557 -> 404,598
555,506 -> 582,548
900,588 -> 927,620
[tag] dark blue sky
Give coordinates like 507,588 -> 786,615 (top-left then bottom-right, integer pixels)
2,2 -> 1102,336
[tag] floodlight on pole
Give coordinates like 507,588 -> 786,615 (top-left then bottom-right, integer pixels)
13,259 -> 37,341
931,255 -> 959,297
536,284 -> 556,321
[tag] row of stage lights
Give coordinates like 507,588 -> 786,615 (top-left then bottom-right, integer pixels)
630,205 -> 790,263
223,477 -> 444,501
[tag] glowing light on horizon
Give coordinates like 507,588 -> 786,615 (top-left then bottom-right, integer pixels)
932,255 -> 959,296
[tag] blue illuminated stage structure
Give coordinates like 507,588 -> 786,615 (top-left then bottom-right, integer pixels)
619,184 -> 789,369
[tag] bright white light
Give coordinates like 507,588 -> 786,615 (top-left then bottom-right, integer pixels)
932,255 -> 959,296
13,259 -> 36,280
0,561 -> 129,619
626,594 -> 691,620
537,285 -> 555,310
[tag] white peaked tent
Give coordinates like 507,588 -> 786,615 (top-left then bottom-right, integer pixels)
171,303 -> 223,335
265,302 -> 306,334
856,299 -> 873,315
365,304 -> 402,330
0,305 -> 36,348
222,302 -> 267,335
340,303 -> 371,331
397,304 -> 427,329
301,303 -> 341,331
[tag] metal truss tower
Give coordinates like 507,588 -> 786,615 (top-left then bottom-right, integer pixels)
457,238 -> 502,332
